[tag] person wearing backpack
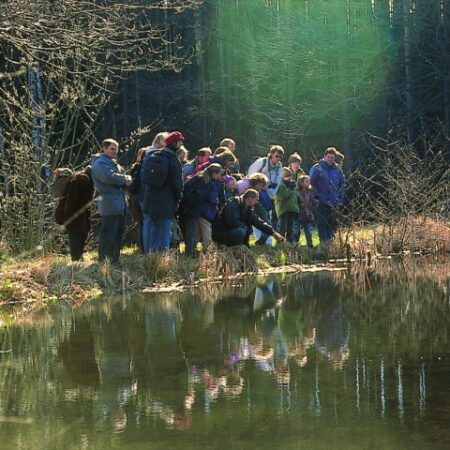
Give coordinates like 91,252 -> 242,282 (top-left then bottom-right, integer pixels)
141,131 -> 184,253
247,145 -> 284,244
182,164 -> 223,256
91,139 -> 131,263
54,166 -> 94,261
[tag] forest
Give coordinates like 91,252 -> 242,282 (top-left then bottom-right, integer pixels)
0,0 -> 449,253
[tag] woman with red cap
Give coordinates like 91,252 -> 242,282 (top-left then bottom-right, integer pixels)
141,131 -> 184,253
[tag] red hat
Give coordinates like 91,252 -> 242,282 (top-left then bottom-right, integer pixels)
164,131 -> 184,146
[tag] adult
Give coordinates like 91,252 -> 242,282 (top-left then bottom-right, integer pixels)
91,139 -> 131,263
141,131 -> 184,253
287,152 -> 305,182
55,166 -> 95,261
145,131 -> 169,155
219,137 -> 240,173
182,147 -> 212,181
247,144 -> 285,240
309,147 -> 346,243
182,163 -> 223,256
247,145 -> 284,198
128,147 -> 148,251
212,189 -> 284,247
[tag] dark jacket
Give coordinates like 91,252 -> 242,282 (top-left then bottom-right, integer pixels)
141,147 -> 183,219
55,168 -> 95,233
213,195 -> 274,242
309,160 -> 345,207
182,176 -> 221,222
91,154 -> 128,216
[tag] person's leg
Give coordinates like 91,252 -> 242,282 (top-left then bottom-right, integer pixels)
303,221 -> 314,248
315,205 -> 332,244
112,215 -> 125,262
150,216 -> 173,252
279,213 -> 288,240
197,217 -> 212,250
68,229 -> 86,261
99,215 -> 122,262
142,212 -> 152,254
286,212 -> 295,243
292,217 -> 301,244
184,217 -> 198,256
225,226 -> 247,246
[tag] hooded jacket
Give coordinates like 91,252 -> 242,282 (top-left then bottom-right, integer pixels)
91,153 -> 128,216
309,160 -> 345,208
274,180 -> 299,217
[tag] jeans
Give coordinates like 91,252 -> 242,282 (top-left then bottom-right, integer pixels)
143,213 -> 173,253
315,204 -> 337,243
299,221 -> 314,247
99,215 -> 124,262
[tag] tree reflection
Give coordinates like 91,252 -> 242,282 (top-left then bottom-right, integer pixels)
0,258 -> 450,447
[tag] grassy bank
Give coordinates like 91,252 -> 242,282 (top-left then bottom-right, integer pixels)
1,218 -> 449,308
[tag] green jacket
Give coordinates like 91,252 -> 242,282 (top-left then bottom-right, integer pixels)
274,181 -> 299,217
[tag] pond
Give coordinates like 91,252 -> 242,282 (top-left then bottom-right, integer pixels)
0,257 -> 450,449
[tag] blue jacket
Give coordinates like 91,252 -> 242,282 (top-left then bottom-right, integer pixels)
141,148 -> 183,219
309,161 -> 345,208
91,154 -> 129,216
182,176 -> 221,222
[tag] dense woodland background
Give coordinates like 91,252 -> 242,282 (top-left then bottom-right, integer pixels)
0,0 -> 449,252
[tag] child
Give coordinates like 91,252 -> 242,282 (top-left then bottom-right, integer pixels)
224,176 -> 237,201
274,167 -> 299,243
296,175 -> 317,248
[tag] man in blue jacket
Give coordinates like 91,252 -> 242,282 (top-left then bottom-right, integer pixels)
91,139 -> 131,263
309,147 -> 346,244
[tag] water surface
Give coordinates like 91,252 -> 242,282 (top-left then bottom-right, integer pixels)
1,258 -> 449,449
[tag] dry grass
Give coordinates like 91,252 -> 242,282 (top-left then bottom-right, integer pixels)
1,216 -> 449,309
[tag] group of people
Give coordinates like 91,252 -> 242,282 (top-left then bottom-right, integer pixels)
55,131 -> 346,263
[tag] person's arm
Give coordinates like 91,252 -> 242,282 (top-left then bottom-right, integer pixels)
249,210 -> 285,242
93,160 -> 130,186
309,166 -> 320,196
337,168 -> 346,205
171,158 -> 184,202
247,158 -> 263,175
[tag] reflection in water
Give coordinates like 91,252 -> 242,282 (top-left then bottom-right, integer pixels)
0,257 -> 450,448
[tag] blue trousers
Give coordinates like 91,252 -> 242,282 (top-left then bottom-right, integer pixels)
315,204 -> 337,243
143,213 -> 173,253
299,221 -> 314,247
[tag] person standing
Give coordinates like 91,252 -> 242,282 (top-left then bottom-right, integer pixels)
91,139 -> 131,263
54,166 -> 95,261
141,131 -> 184,253
247,144 -> 285,243
274,167 -> 299,243
309,147 -> 345,244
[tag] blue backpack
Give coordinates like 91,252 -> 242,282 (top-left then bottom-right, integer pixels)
140,150 -> 169,188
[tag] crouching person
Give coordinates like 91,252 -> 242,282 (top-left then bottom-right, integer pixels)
213,189 -> 285,247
